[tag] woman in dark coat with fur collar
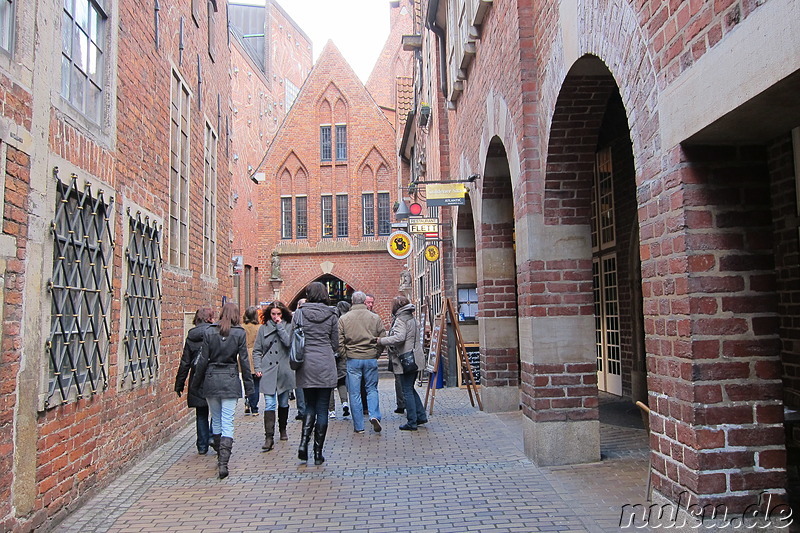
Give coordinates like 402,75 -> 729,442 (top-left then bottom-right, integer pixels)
195,302 -> 255,479
294,282 -> 339,465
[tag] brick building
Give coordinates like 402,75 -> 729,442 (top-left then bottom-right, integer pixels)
0,0 -> 234,529
228,1 -> 313,309
402,0 -> 800,513
252,6 -> 414,319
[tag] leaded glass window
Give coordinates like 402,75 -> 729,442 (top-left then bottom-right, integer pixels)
321,195 -> 332,237
336,194 -> 348,237
362,193 -> 374,236
377,192 -> 390,235
61,0 -> 106,122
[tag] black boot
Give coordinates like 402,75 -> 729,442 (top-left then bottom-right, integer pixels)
262,411 -> 276,451
298,412 -> 315,461
313,424 -> 328,465
211,434 -> 221,454
278,406 -> 289,441
218,437 -> 233,479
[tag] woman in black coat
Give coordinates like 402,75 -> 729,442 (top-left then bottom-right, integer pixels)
174,307 -> 215,454
295,282 -> 339,465
195,302 -> 255,479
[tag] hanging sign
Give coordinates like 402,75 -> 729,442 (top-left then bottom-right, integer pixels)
426,183 -> 466,206
408,217 -> 439,234
424,244 -> 440,262
387,231 -> 413,259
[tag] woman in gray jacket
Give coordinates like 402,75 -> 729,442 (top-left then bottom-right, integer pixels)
295,282 -> 339,465
377,295 -> 428,431
252,301 -> 295,451
195,302 -> 255,479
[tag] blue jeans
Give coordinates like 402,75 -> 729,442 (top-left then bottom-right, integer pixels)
195,405 -> 212,451
346,358 -> 380,431
248,375 -> 261,412
207,397 -> 237,438
295,388 -> 306,416
400,372 -> 426,427
263,390 -> 290,411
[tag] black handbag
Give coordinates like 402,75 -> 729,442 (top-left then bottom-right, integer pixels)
289,310 -> 305,370
398,350 -> 418,374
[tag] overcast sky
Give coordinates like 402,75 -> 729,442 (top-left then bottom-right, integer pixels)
235,0 -> 391,83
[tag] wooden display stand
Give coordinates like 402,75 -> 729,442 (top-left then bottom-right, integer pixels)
423,298 -> 483,414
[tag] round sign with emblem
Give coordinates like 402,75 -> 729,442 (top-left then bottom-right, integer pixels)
387,231 -> 413,259
424,244 -> 440,262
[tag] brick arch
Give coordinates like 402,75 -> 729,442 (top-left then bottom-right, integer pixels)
277,151 -> 308,195
333,98 -> 347,123
317,98 -> 332,122
358,147 -> 391,184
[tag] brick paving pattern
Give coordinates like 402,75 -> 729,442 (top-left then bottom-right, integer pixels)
56,382 -> 653,532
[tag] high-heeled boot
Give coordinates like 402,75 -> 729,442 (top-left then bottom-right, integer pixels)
218,437 -> 233,479
297,412 -> 315,461
211,434 -> 221,454
262,411 -> 276,451
278,406 -> 289,440
313,424 -> 328,465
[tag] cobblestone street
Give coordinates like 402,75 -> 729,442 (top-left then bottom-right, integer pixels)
55,380 -> 651,533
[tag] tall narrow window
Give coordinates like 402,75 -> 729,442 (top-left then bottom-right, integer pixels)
377,192 -> 391,235
207,0 -> 217,61
362,193 -> 374,236
61,0 -> 107,122
320,125 -> 332,162
203,123 -> 218,276
169,70 -> 191,268
335,124 -> 347,161
0,0 -> 14,53
281,197 -> 292,239
123,212 -> 162,387
244,265 -> 252,307
285,79 -> 299,110
47,174 -> 114,407
336,194 -> 348,237
296,196 -> 307,238
321,195 -> 333,237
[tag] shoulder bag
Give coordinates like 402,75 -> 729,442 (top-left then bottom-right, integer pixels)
289,310 -> 305,370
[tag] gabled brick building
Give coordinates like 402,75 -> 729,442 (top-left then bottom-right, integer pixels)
401,0 -> 800,515
253,37 -> 409,318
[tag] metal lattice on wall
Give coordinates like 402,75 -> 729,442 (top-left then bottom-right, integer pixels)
46,171 -> 114,408
123,209 -> 162,386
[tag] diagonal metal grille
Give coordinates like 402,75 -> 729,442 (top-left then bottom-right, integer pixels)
123,210 -> 162,385
46,172 -> 114,408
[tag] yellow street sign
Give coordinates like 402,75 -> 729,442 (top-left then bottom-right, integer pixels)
387,231 -> 413,259
424,244 -> 440,262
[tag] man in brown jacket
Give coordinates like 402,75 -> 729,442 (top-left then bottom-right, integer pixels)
339,291 -> 386,433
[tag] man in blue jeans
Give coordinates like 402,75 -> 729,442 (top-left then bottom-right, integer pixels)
339,291 -> 386,433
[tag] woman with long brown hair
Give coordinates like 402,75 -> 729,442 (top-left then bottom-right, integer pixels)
195,302 -> 255,478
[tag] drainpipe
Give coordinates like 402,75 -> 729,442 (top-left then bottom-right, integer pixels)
426,0 -> 448,99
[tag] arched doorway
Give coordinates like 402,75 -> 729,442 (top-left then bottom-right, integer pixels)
287,274 -> 354,310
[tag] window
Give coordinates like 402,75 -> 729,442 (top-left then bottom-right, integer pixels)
207,0 -> 217,61
336,194 -> 348,237
285,79 -> 299,110
321,195 -> 333,237
281,197 -> 292,239
377,192 -> 391,235
46,174 -> 114,407
320,125 -> 331,161
457,286 -> 478,321
244,265 -> 252,307
203,123 -> 218,276
169,70 -> 191,268
296,196 -> 307,238
362,193 -> 374,236
0,0 -> 14,54
335,124 -> 347,161
123,212 -> 162,387
61,0 -> 107,122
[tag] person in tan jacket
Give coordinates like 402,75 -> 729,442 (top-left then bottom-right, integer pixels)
338,291 -> 386,433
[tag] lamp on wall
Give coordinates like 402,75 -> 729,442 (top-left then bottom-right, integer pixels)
395,199 -> 411,221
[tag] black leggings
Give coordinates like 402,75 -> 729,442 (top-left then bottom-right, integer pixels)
303,387 -> 333,429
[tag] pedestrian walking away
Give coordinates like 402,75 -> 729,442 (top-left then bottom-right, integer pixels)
252,301 -> 295,451
242,306 -> 261,416
377,295 -> 428,431
194,302 -> 255,479
329,300 -> 351,419
174,307 -> 216,455
294,282 -> 339,465
339,291 -> 386,434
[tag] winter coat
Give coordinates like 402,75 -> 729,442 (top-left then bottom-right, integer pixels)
252,320 -> 295,395
294,303 -> 339,389
195,324 -> 255,399
242,322 -> 260,360
377,303 -> 425,375
174,322 -> 212,408
337,303 -> 386,360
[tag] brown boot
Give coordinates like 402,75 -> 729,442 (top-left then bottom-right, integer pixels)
278,406 -> 289,440
262,411 -> 276,452
218,437 -> 233,479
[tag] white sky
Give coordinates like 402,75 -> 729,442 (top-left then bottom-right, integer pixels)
235,0 -> 391,83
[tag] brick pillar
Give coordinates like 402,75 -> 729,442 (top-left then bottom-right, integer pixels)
643,147 -> 785,511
